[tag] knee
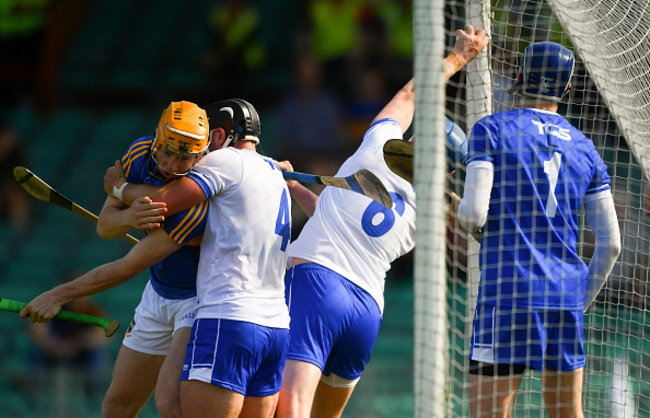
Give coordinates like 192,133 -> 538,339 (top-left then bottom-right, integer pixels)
102,392 -> 138,417
155,389 -> 181,418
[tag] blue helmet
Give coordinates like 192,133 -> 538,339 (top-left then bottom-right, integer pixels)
507,41 -> 575,102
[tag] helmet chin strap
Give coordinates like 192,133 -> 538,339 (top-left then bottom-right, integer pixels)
221,135 -> 234,149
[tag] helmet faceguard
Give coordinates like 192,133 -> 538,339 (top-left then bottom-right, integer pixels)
149,101 -> 210,181
507,41 -> 575,103
204,98 -> 261,149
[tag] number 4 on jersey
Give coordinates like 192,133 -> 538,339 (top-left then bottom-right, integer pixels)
275,188 -> 291,251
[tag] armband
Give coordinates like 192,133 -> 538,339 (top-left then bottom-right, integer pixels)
113,179 -> 129,202
444,52 -> 464,72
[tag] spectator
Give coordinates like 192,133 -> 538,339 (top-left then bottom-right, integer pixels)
204,0 -> 265,99
276,55 -> 345,168
0,121 -> 30,233
307,0 -> 365,98
275,55 -> 346,237
374,0 -> 413,91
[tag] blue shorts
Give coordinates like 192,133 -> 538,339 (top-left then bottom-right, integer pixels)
285,263 -> 382,380
181,318 -> 289,396
469,303 -> 585,372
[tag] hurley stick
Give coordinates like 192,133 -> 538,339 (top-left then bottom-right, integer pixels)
0,298 -> 120,337
383,139 -> 413,184
13,166 -> 139,245
283,169 -> 393,209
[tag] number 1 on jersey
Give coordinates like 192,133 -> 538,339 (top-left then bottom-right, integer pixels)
543,152 -> 562,218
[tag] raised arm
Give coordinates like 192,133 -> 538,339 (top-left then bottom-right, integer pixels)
20,229 -> 181,323
373,26 -> 489,131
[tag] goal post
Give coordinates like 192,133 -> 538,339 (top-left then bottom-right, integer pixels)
415,0 -> 650,416
412,0 -> 449,416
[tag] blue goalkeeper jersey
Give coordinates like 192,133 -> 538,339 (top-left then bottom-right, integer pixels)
120,137 -> 207,300
467,108 -> 611,310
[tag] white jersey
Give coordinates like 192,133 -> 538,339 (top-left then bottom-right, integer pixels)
188,148 -> 291,328
288,118 -> 416,313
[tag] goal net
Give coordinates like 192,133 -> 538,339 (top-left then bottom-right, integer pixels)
414,0 -> 650,416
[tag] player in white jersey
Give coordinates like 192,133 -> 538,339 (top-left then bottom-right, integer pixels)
20,101 -> 211,417
455,42 -> 621,417
275,26 -> 489,418
103,99 -> 291,418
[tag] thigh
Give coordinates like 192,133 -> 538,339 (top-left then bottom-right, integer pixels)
181,379 -> 244,418
240,392 -> 280,418
102,344 -> 165,416
276,359 -> 323,418
311,379 -> 356,418
469,372 -> 524,418
154,327 -> 192,414
542,367 -> 584,418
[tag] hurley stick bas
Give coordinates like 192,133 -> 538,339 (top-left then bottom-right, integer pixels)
0,298 -> 120,337
13,166 -> 139,245
382,139 -> 414,184
283,169 -> 393,209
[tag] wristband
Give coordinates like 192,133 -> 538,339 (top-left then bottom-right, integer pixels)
444,52 -> 464,72
113,179 -> 129,202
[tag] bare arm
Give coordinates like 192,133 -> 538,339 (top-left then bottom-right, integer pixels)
373,79 -> 415,132
97,195 -> 167,239
104,160 -> 206,216
276,160 -> 319,217
19,229 -> 181,323
373,26 -> 489,132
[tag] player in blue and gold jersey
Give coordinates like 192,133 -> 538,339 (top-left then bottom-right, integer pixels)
21,101 -> 211,418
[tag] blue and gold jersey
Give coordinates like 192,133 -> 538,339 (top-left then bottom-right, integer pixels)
121,137 -> 207,300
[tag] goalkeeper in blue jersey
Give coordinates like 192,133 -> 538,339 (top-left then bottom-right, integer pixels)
456,42 -> 622,417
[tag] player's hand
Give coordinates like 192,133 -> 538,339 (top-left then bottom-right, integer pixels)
452,25 -> 490,65
276,160 -> 301,188
447,191 -> 482,244
19,291 -> 64,324
130,196 -> 167,230
104,160 -> 127,197
275,159 -> 293,172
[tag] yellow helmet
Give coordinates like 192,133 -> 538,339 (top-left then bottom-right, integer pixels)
150,101 -> 210,180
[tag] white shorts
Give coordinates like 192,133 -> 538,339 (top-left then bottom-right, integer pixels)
122,281 -> 198,355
